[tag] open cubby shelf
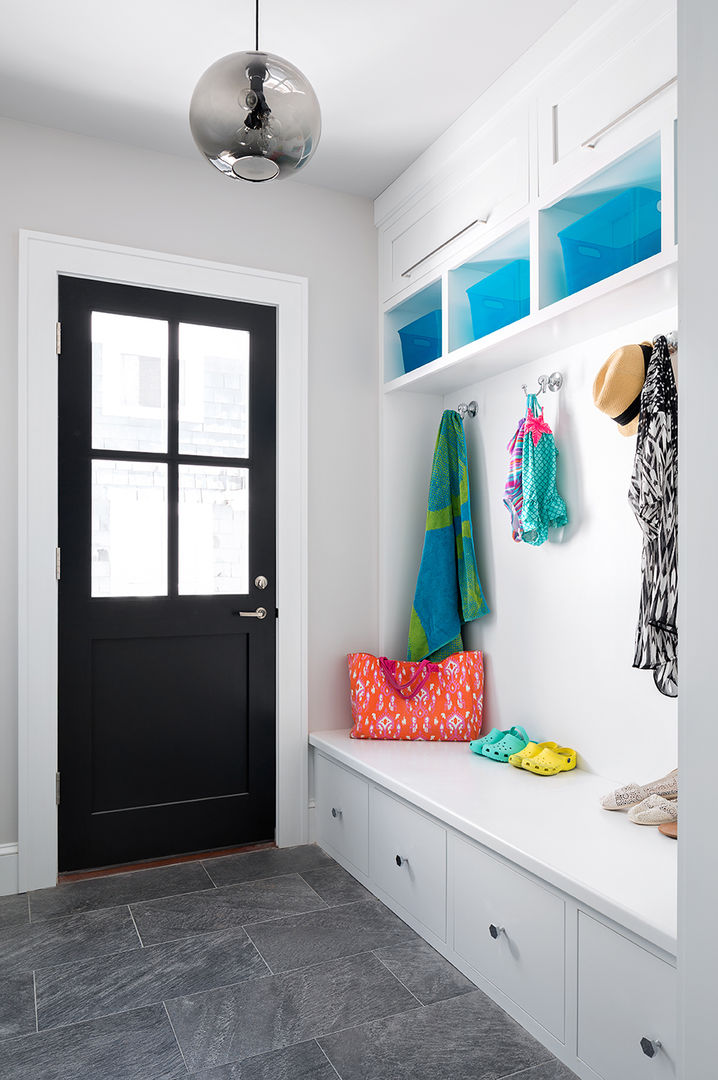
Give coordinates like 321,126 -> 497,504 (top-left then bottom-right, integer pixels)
540,136 -> 662,309
448,224 -> 530,354
384,136 -> 673,394
384,247 -> 677,397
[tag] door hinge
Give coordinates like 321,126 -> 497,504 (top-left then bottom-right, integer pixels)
55,547 -> 61,581
55,322 -> 61,355
55,772 -> 60,806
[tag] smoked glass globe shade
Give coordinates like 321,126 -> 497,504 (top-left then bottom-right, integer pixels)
190,50 -> 321,182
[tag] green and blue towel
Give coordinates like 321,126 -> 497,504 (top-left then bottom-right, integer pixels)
407,410 -> 489,662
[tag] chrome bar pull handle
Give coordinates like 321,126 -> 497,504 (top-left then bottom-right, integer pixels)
581,76 -> 676,149
400,218 -> 488,279
233,607 -> 268,619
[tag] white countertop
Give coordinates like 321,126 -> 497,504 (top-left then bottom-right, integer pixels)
309,729 -> 677,956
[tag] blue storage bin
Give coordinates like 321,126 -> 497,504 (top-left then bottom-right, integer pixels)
466,259 -> 530,340
558,186 -> 661,295
398,309 -> 442,373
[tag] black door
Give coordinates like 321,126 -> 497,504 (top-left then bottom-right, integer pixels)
57,276 -> 277,871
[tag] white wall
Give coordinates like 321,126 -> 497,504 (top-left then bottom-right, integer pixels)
0,116 -> 378,845
382,312 -> 678,784
456,313 -> 678,782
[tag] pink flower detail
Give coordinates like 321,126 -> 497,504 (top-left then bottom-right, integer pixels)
524,411 -> 552,446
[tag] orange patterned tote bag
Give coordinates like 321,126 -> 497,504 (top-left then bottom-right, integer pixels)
347,652 -> 484,740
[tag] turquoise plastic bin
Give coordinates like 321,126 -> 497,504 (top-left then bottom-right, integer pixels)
466,260 -> 530,340
558,186 -> 661,295
398,309 -> 442,373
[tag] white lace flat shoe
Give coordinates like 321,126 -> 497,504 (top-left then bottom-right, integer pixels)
628,794 -> 679,826
600,768 -> 677,810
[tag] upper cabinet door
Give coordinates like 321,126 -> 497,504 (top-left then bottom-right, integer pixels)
537,0 -> 676,202
379,107 -> 529,304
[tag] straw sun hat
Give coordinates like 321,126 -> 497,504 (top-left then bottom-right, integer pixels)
592,342 -> 653,436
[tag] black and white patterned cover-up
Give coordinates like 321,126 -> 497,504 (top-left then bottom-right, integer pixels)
628,334 -> 678,697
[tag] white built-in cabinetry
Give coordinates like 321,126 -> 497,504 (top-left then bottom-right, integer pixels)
315,5 -> 679,1080
380,107 -> 530,305
376,0 -> 679,695
369,785 -> 447,940
576,913 -> 677,1080
378,0 -> 677,393
536,0 -> 676,200
310,732 -> 677,1080
452,834 -> 566,1042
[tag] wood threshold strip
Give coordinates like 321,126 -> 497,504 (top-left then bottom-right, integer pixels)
57,840 -> 277,882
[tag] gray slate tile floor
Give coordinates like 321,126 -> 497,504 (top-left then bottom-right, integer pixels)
0,973 -> 36,1039
244,898 -> 415,973
374,939 -> 475,1005
0,905 -> 140,972
0,845 -> 578,1079
0,893 -> 29,927
131,873 -> 327,946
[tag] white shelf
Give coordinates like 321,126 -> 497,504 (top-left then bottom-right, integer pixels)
310,729 -> 677,957
384,247 -> 677,396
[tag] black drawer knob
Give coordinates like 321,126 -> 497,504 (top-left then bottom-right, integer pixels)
331,807 -> 342,819
640,1037 -> 662,1058
489,924 -> 505,939
395,855 -> 408,867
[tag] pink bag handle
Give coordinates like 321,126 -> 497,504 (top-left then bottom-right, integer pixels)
379,656 -> 440,699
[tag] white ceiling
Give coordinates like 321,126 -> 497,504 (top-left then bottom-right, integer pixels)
0,0 -> 576,198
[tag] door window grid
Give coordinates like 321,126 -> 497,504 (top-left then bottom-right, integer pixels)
90,314 -> 251,598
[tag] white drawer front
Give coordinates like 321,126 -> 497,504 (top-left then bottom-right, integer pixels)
452,835 -> 565,1041
315,754 -> 369,874
577,913 -> 676,1080
537,0 -> 676,198
369,787 -> 446,939
380,111 -> 529,302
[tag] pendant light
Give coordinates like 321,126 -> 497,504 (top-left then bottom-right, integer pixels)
189,0 -> 321,182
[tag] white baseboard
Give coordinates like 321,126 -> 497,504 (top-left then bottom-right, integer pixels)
0,843 -> 19,896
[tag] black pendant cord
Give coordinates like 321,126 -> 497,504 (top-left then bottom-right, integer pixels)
255,0 -> 259,50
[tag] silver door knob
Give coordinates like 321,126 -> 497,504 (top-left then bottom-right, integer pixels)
233,607 -> 267,619
255,575 -> 268,590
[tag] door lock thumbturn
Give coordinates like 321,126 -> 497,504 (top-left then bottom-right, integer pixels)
255,575 -> 268,590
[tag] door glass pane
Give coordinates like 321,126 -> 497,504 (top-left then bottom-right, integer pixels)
92,312 -> 168,452
178,465 -> 249,594
92,460 -> 168,597
178,323 -> 250,458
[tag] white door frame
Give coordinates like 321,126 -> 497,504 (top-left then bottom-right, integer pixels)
17,230 -> 309,892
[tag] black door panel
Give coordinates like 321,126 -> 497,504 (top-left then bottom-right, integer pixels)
58,277 -> 276,871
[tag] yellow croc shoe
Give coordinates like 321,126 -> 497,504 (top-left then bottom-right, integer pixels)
508,741 -> 547,768
522,744 -> 577,776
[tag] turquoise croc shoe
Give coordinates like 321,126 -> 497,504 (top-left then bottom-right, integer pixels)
481,725 -> 530,763
469,730 -> 503,756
